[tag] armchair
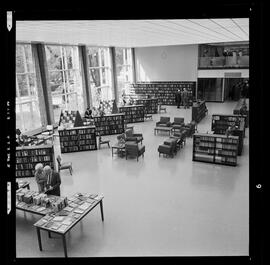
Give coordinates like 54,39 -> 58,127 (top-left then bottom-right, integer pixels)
158,142 -> 174,158
156,117 -> 171,127
172,117 -> 184,131
125,142 -> 145,161
125,129 -> 143,144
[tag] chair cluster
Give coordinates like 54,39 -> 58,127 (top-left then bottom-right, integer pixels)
156,116 -> 196,136
116,129 -> 145,161
158,131 -> 187,158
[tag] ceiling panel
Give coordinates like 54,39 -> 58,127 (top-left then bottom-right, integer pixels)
16,19 -> 249,47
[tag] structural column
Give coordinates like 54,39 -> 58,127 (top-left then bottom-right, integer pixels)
33,43 -> 54,125
131,48 -> 137,83
110,47 -> 119,103
79,45 -> 92,109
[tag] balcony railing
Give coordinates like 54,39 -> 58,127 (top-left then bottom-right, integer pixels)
199,55 -> 249,69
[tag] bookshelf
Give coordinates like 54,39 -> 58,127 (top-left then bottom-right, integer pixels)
233,98 -> 249,127
193,133 -> 239,166
93,113 -> 125,136
192,100 -> 208,123
118,105 -> 145,124
16,144 -> 55,178
58,126 -> 97,153
211,114 -> 245,155
134,98 -> 158,114
129,82 -> 195,105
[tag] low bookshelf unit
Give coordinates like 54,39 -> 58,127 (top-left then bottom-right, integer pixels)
93,113 -> 125,136
211,114 -> 245,155
193,133 -> 239,166
16,144 -> 55,178
118,105 -> 145,124
192,100 -> 208,123
58,126 -> 97,153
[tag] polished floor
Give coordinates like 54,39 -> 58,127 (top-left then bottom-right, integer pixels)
16,101 -> 249,257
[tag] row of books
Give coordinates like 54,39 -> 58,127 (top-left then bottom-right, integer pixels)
61,145 -> 96,153
94,116 -> 124,122
16,149 -> 51,157
16,155 -> 52,164
59,129 -> 96,136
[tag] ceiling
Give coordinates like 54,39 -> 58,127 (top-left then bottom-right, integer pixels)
16,18 -> 249,47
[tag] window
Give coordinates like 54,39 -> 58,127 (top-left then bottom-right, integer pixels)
115,48 -> 133,100
16,44 -> 42,133
87,47 -> 113,107
45,45 -> 83,123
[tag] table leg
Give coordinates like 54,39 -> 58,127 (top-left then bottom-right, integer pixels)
62,235 -> 68,258
48,231 -> 51,238
100,200 -> 104,221
36,227 -> 42,251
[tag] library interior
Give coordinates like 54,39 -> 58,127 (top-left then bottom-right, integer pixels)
15,19 -> 250,258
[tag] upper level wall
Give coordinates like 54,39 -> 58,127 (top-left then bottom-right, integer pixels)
134,44 -> 198,82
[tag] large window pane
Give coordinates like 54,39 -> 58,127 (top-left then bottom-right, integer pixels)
17,75 -> 29,97
16,46 -> 25,73
49,71 -> 64,93
24,45 -> 34,72
16,43 -> 42,132
115,48 -> 133,102
46,46 -> 62,71
46,45 -> 84,122
88,47 -> 100,67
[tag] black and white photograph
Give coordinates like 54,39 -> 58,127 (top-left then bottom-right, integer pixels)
1,2 -> 265,265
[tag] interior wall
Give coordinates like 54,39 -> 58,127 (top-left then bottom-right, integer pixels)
134,45 -> 198,82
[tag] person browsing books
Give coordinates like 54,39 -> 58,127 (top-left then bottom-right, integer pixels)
35,163 -> 47,193
84,107 -> 93,119
44,165 -> 61,196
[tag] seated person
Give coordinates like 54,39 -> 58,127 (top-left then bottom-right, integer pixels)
84,107 -> 93,119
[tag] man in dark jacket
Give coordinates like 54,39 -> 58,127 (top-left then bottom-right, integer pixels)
175,89 -> 181,108
44,165 -> 61,196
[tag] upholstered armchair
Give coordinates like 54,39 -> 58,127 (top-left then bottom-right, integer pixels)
125,129 -> 143,144
172,117 -> 184,131
156,116 -> 171,127
125,142 -> 145,161
158,142 -> 174,158
181,121 -> 196,137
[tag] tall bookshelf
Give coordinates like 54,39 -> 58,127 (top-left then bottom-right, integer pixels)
129,82 -> 195,105
58,126 -> 97,153
211,114 -> 245,155
118,105 -> 145,124
192,100 -> 208,123
193,133 -> 239,166
16,144 -> 55,178
93,113 -> 125,136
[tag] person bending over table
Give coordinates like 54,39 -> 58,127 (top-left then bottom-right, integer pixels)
35,163 -> 47,193
44,165 -> 61,196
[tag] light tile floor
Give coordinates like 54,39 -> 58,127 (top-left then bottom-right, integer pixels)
16,102 -> 249,257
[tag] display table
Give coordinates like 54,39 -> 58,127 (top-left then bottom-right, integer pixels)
16,189 -> 104,258
154,127 -> 172,136
34,193 -> 104,258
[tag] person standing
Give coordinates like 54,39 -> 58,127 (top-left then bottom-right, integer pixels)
44,165 -> 61,196
35,163 -> 47,193
183,88 -> 189,109
175,89 -> 181,108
